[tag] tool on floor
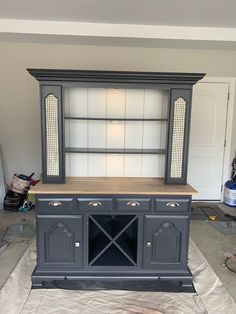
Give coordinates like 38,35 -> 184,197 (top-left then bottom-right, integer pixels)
202,207 -> 219,221
208,215 -> 217,221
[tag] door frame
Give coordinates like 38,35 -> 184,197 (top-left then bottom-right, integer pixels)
194,77 -> 236,201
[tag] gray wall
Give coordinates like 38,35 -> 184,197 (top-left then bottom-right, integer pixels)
1,41 -> 236,183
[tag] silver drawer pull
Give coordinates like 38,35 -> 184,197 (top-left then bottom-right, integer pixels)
88,201 -> 102,207
127,201 -> 140,207
146,241 -> 152,247
75,242 -> 80,247
166,202 -> 180,207
49,201 -> 62,207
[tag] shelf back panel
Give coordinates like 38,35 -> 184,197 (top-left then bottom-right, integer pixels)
65,87 -> 168,178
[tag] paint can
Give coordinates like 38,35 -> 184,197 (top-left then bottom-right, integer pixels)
223,180 -> 236,207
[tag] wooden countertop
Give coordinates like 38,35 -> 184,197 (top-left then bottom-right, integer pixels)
29,177 -> 198,195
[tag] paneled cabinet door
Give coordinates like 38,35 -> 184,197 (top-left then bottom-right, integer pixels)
37,215 -> 82,270
143,215 -> 189,269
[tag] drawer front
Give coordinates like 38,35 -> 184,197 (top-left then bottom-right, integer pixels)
36,198 -> 74,214
77,198 -> 113,211
154,197 -> 190,213
116,198 -> 152,212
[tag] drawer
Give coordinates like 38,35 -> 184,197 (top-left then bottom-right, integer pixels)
36,198 -> 74,214
154,197 -> 190,213
116,198 -> 152,212
77,198 -> 113,211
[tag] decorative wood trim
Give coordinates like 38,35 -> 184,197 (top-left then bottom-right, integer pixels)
27,69 -> 205,85
152,222 -> 180,262
45,222 -> 74,262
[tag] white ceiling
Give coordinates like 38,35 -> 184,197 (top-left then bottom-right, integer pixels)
1,0 -> 236,49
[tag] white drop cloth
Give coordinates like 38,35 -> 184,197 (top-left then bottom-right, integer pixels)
0,238 -> 235,314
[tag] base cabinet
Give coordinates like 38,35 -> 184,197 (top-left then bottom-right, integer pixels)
33,194 -> 194,292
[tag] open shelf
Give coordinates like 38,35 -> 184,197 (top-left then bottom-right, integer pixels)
88,215 -> 138,266
66,148 -> 166,155
64,86 -> 168,177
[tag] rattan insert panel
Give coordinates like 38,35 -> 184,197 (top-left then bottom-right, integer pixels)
45,94 -> 60,176
170,97 -> 187,178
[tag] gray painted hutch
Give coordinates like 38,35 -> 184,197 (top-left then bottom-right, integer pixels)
28,69 -> 205,291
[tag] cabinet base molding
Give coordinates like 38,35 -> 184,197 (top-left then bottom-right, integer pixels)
31,268 -> 195,292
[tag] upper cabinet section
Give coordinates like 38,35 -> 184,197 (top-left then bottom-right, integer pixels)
27,69 -> 205,184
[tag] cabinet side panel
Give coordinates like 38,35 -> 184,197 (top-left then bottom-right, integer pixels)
41,85 -> 65,183
166,89 -> 192,184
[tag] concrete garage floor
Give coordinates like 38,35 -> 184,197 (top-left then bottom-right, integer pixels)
0,205 -> 236,304
191,203 -> 236,302
0,209 -> 35,290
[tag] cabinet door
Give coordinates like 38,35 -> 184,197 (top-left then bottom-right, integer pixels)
37,215 -> 82,270
143,215 -> 189,269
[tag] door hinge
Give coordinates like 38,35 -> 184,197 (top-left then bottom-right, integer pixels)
224,139 -> 227,147
228,92 -> 230,101
221,184 -> 223,192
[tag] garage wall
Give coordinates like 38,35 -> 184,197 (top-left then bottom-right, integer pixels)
1,41 -> 236,183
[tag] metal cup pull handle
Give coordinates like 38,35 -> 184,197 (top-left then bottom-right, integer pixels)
166,202 -> 180,207
88,201 -> 102,207
127,201 -> 140,207
75,242 -> 80,247
49,201 -> 62,207
146,241 -> 152,247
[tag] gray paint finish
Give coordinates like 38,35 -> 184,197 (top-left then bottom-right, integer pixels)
33,195 -> 193,291
28,69 -> 204,184
37,215 -> 83,270
143,215 -> 189,269
40,85 -> 65,183
28,69 -> 201,291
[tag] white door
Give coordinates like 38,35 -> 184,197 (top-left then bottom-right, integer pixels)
188,82 -> 229,200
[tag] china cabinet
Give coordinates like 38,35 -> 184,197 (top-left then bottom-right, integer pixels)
28,69 -> 204,291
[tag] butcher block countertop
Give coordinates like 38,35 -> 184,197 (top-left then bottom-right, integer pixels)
29,177 -> 198,195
